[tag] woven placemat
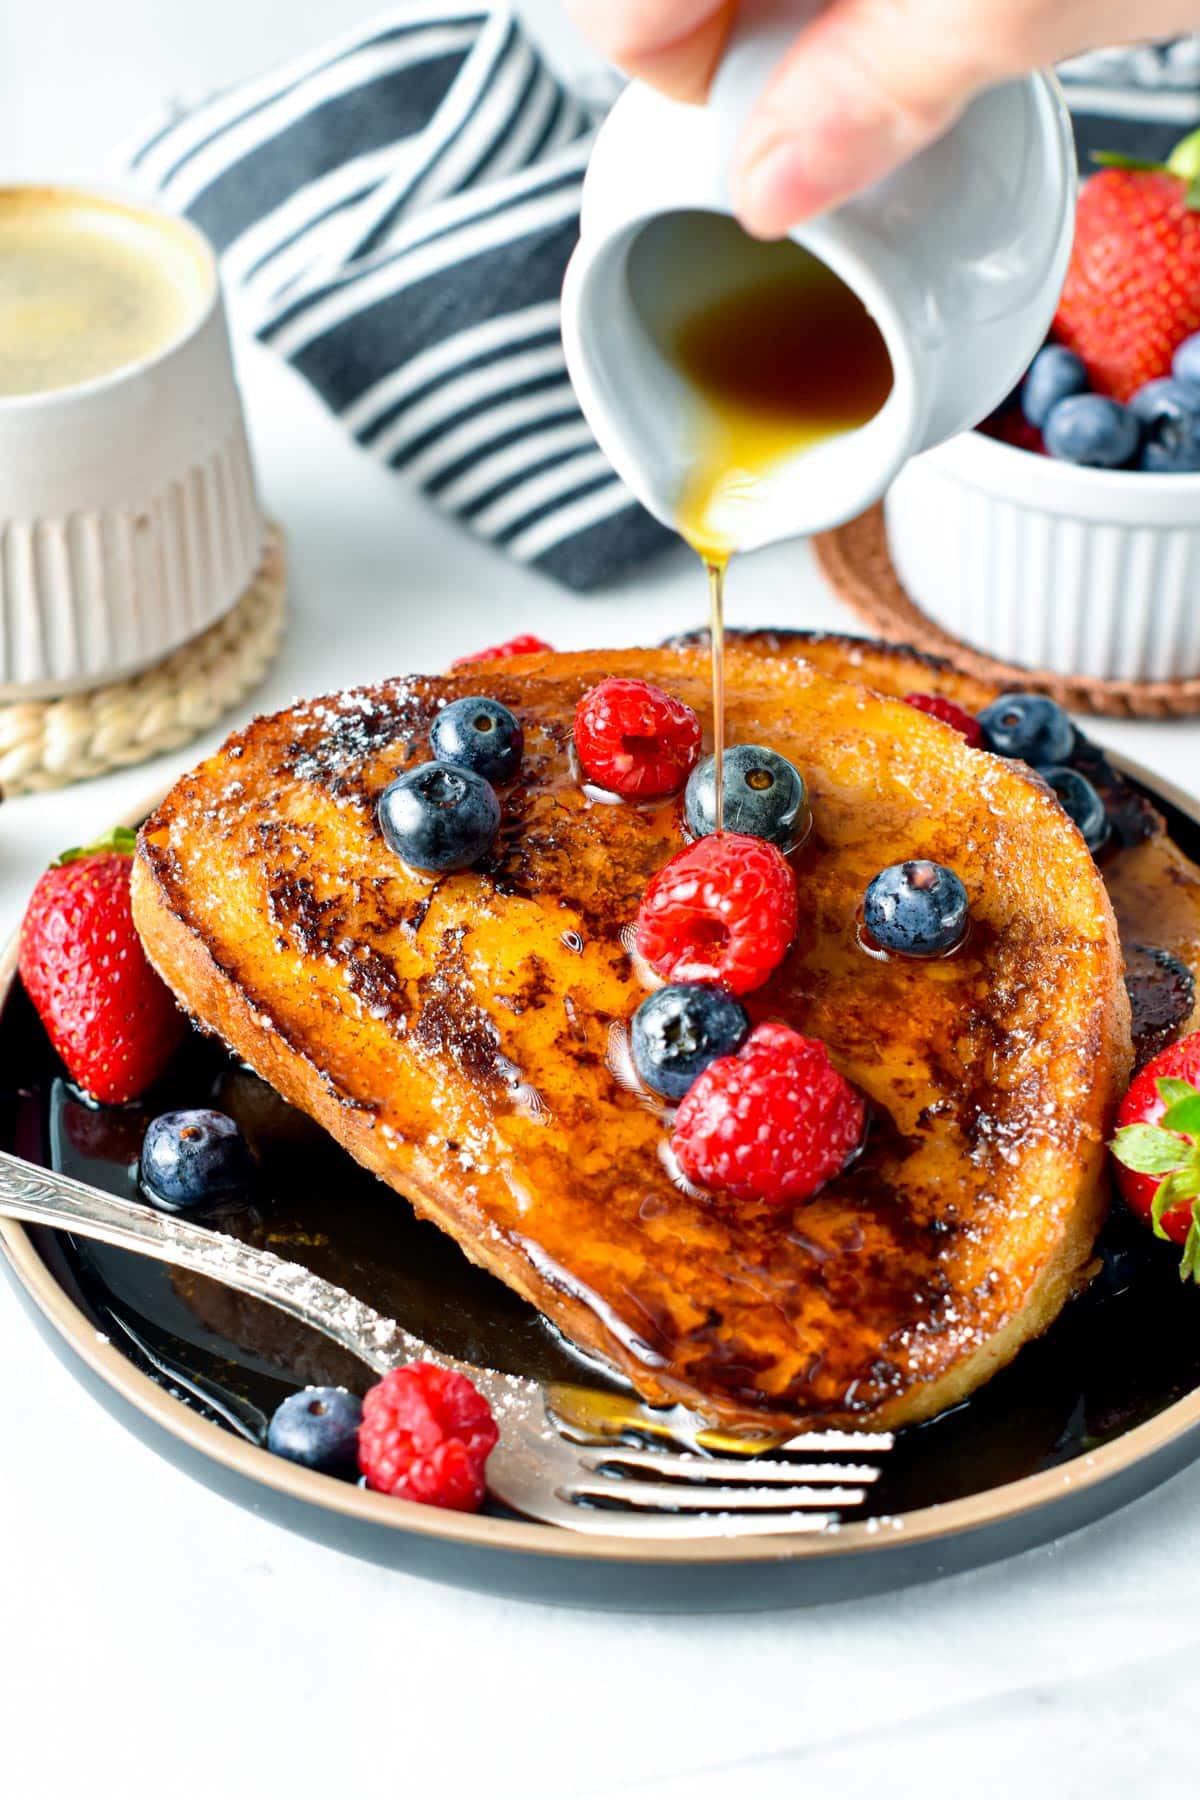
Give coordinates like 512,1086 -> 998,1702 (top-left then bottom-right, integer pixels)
0,525 -> 286,796
812,504 -> 1200,719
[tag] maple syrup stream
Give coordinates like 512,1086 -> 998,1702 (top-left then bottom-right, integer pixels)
669,252 -> 893,818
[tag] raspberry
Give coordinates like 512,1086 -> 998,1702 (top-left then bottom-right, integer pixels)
358,1362 -> 498,1511
635,833 -> 797,995
452,633 -> 553,668
574,677 -> 702,799
673,1023 -> 865,1206
902,693 -> 985,748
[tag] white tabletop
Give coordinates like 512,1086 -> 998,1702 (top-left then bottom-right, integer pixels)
4,7 -> 1200,1797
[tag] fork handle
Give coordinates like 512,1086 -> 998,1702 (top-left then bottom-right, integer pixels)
0,1147 -> 433,1380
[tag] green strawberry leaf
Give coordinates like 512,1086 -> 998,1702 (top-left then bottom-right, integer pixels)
1160,1092 -> 1200,1137
1155,1077 -> 1197,1109
1091,152 -> 1169,173
1091,132 -> 1200,207
1179,1203 -> 1200,1284
1112,1122 -> 1191,1176
1151,1165 -> 1200,1237
53,826 -> 138,867
1168,126 -> 1200,183
1151,1172 -> 1188,1238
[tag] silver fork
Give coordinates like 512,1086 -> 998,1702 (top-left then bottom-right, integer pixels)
0,1149 -> 891,1538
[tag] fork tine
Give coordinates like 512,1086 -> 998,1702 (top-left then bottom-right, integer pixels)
778,1430 -> 895,1452
576,1447 -> 882,1485
562,1477 -> 868,1511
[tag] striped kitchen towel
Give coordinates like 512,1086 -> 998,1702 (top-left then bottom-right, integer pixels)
1059,37 -> 1200,166
129,2 -> 674,592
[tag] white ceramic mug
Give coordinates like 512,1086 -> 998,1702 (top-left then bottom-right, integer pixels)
0,185 -> 264,698
561,0 -> 1076,554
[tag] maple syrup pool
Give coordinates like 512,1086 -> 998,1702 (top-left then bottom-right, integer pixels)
4,822 -> 1200,1524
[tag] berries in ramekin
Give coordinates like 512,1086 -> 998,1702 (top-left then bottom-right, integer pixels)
862,861 -> 969,959
630,982 -> 750,1101
1054,137 -> 1200,403
1043,394 -> 1140,469
1021,345 -> 1088,429
378,762 -> 500,873
574,677 -> 702,799
684,745 -> 809,850
1130,377 -> 1200,473
1174,331 -> 1200,389
672,1022 -> 865,1206
902,693 -> 984,748
635,833 -> 797,995
358,1362 -> 498,1511
431,695 -> 524,784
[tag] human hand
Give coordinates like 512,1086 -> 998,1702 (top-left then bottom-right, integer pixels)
568,1 -> 1200,236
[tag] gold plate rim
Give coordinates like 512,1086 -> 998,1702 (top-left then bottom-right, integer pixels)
4,758 -> 1200,1566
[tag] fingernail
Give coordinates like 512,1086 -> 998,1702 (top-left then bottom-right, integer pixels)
733,138 -> 841,239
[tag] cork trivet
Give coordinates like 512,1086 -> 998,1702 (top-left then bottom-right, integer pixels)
812,504 -> 1200,719
0,524 -> 286,796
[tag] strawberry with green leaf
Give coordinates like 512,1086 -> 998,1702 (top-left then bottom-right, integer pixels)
19,827 -> 185,1105
1111,1031 -> 1200,1283
1054,128 -> 1200,403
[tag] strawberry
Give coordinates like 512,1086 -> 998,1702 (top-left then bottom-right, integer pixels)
1054,129 -> 1200,402
1110,1030 -> 1200,1282
19,827 -> 185,1104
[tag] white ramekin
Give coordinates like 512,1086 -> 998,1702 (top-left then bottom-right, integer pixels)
0,186 -> 265,699
884,430 -> 1200,683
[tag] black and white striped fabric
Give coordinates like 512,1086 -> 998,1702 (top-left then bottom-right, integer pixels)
1059,37 -> 1200,166
129,3 -> 674,592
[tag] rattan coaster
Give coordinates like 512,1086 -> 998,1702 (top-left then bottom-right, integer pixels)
812,504 -> 1200,719
0,525 -> 287,796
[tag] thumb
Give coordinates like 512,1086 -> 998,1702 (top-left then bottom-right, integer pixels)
732,0 -> 1005,237
567,1 -> 737,102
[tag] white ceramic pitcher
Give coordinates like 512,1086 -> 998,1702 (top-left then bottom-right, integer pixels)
561,0 -> 1076,553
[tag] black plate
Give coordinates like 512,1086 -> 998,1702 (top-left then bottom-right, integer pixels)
4,760 -> 1200,1612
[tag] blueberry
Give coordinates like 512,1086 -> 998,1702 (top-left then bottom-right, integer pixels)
378,761 -> 500,873
1039,764 -> 1108,853
862,861 -> 969,959
431,695 -> 523,784
684,745 -> 810,849
1043,394 -> 1140,468
1172,330 -> 1200,390
267,1386 -> 363,1477
977,692 -> 1075,765
1020,345 -> 1088,429
140,1109 -> 255,1210
1130,378 -> 1200,472
630,983 -> 750,1100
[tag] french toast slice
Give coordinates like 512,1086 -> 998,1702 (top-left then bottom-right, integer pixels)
664,627 -> 1200,1056
132,647 -> 1131,1433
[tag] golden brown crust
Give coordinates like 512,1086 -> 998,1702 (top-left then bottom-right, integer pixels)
132,646 -> 1132,1432
677,627 -> 1200,1040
